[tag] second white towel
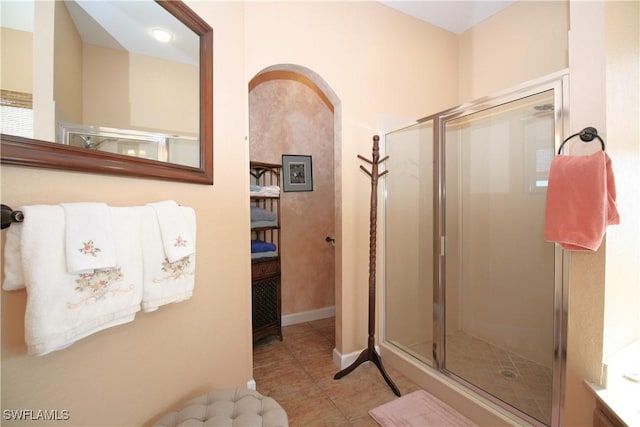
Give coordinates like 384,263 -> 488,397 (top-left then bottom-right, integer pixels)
147,200 -> 195,263
141,206 -> 196,312
61,202 -> 117,273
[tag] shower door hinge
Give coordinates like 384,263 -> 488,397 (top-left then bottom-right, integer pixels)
440,236 -> 446,256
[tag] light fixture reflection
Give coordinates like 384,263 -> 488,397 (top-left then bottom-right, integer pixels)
151,28 -> 173,43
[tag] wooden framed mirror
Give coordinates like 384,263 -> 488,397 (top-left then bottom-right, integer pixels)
0,0 -> 213,184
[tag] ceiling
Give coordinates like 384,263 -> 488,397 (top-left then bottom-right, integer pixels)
1,0 -> 198,65
2,0 -> 517,63
65,0 -> 199,65
379,1 -> 517,34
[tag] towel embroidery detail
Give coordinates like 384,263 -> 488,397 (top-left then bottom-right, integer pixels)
78,240 -> 102,257
67,267 -> 133,308
153,256 -> 194,283
174,236 -> 188,248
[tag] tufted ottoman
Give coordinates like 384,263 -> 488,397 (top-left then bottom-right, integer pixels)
153,388 -> 288,427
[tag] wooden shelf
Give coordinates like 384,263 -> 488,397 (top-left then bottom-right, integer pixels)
250,161 -> 282,343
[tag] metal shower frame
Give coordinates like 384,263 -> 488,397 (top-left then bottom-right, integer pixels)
381,71 -> 570,427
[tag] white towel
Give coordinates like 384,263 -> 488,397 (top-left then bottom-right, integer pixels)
19,205 -> 142,356
141,205 -> 196,312
249,185 -> 280,197
61,202 -> 117,273
2,219 -> 25,290
147,200 -> 195,263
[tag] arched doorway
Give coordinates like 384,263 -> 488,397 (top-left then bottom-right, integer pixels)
248,64 -> 342,352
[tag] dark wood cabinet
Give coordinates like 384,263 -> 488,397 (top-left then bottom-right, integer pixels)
251,258 -> 281,342
250,162 -> 282,342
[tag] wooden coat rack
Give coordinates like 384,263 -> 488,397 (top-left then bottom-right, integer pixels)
333,135 -> 401,397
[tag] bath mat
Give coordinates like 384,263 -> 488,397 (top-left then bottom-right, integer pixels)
369,390 -> 479,427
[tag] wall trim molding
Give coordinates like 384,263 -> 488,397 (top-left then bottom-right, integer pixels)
281,306 -> 335,326
332,345 -> 381,369
249,70 -> 334,112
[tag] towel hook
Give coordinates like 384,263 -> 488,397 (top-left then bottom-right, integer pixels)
557,127 -> 606,155
1,204 -> 24,229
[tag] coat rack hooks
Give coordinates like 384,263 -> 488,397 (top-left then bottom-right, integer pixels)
1,204 -> 24,229
557,126 -> 606,154
333,135 -> 401,397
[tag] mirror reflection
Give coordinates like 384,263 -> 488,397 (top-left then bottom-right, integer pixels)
1,0 -> 200,168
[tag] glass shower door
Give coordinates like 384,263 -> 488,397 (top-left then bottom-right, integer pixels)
384,120 -> 435,366
442,90 -> 557,426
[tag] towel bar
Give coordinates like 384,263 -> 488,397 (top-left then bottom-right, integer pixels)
557,126 -> 606,154
1,204 -> 24,229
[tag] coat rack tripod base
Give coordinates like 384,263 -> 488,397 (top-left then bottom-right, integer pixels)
333,135 -> 401,397
334,342 -> 401,397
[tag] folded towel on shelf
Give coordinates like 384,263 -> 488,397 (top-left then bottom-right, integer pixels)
250,206 -> 277,222
147,200 -> 195,263
251,240 -> 277,253
18,205 -> 143,356
251,220 -> 278,229
545,151 -> 620,251
251,251 -> 277,260
250,185 -> 280,197
141,206 -> 196,312
2,220 -> 25,291
61,202 -> 117,273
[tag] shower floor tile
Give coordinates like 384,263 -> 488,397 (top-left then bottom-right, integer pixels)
445,331 -> 553,425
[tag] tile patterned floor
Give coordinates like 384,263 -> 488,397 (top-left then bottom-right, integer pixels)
405,333 -> 553,425
252,317 -> 422,426
445,331 -> 553,425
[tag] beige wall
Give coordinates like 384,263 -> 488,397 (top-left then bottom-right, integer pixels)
244,1 -> 459,355
33,1 -> 56,140
0,28 -> 32,93
81,45 -> 130,130
54,0 -> 83,126
603,0 -> 640,359
1,1 -> 458,425
129,54 -> 199,135
1,2 -> 250,426
249,78 -> 336,315
562,3 -> 608,425
82,45 -> 198,136
2,1 -> 634,426
458,0 -> 569,102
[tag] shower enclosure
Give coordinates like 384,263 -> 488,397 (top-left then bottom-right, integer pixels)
383,75 -> 567,427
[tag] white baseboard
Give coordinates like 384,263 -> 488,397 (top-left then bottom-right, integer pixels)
332,345 -> 381,369
281,306 -> 335,326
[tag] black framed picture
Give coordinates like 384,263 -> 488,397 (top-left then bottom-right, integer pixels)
282,155 -> 313,192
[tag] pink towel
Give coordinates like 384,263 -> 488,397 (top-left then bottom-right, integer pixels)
545,151 -> 619,251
